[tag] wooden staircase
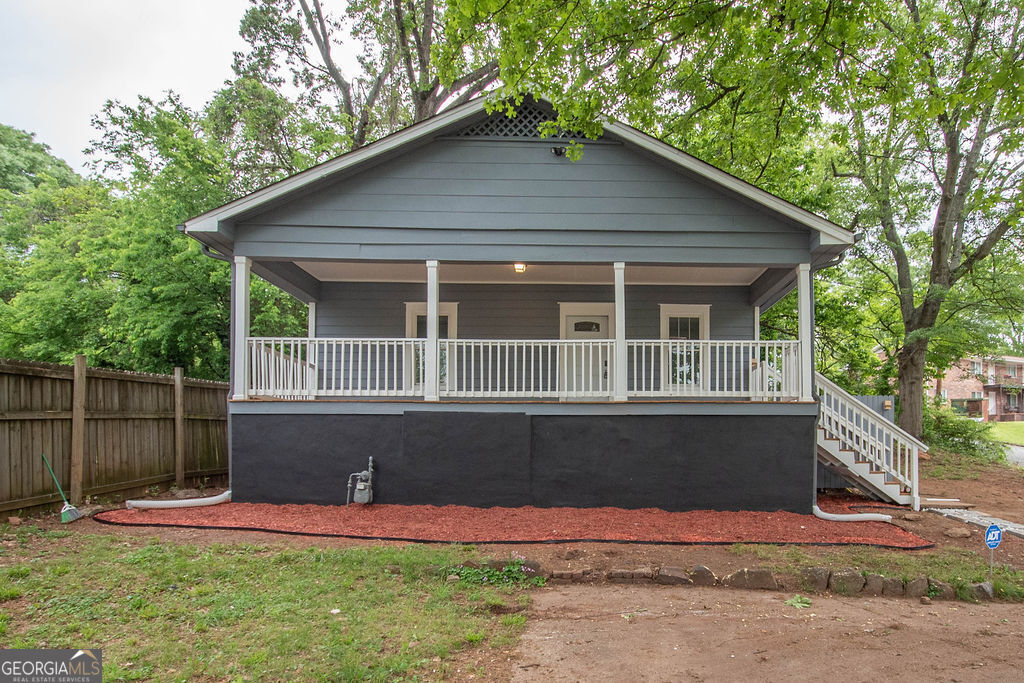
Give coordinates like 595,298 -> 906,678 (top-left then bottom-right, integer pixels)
815,373 -> 924,510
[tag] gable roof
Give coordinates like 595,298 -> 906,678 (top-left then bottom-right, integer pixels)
183,96 -> 854,258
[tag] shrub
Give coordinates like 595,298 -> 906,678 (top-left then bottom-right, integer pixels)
922,402 -> 1005,462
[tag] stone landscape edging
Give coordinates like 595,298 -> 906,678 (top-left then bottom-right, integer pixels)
545,563 -> 995,602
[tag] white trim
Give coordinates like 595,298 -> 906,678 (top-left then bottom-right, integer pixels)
404,302 -> 460,338
424,261 -> 439,401
753,305 -> 760,341
558,302 -> 616,340
658,304 -> 711,340
797,263 -> 813,401
231,256 -> 251,400
306,302 -> 316,337
613,263 -> 627,401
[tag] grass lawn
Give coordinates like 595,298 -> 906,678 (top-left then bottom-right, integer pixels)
0,526 -> 537,681
989,421 -> 1024,446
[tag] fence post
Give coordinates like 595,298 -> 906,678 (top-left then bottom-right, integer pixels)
174,367 -> 185,489
70,354 -> 86,504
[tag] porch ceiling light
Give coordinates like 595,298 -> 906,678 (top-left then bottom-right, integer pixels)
513,263 -> 527,273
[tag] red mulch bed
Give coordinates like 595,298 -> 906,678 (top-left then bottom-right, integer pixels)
93,494 -> 932,549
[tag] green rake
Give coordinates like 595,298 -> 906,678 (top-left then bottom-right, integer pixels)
41,453 -> 83,523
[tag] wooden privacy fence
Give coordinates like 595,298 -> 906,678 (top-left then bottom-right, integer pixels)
0,356 -> 228,513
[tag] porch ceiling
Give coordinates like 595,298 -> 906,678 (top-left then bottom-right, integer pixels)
292,261 -> 766,286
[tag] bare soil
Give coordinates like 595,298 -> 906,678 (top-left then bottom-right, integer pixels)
23,460 -> 1024,682
458,584 -> 1024,682
920,461 -> 1024,525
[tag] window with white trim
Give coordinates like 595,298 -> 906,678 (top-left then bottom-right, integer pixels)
659,304 -> 710,387
971,391 -> 983,399
404,302 -> 458,389
970,360 -> 983,374
1010,392 -> 1019,408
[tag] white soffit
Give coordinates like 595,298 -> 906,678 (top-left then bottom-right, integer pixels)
294,261 -> 766,286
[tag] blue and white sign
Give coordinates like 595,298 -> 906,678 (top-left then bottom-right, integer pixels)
985,524 -> 1003,549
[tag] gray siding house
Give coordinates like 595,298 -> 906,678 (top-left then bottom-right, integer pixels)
184,97 -> 923,513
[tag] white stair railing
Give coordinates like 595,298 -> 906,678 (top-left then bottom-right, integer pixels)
816,372 -> 924,507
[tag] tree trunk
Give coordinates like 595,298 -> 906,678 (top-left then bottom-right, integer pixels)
896,337 -> 928,438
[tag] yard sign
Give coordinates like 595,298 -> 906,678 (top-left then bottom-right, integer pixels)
986,524 -> 1002,579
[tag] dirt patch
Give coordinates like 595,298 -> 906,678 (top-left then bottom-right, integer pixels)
921,462 -> 1024,525
470,585 -> 1024,683
93,495 -> 931,548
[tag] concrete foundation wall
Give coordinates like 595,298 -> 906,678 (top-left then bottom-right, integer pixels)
231,407 -> 816,513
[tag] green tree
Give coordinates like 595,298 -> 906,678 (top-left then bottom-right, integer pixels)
1,93 -> 307,379
444,0 -> 1024,437
827,0 -> 1024,436
234,0 -> 499,151
0,124 -> 78,194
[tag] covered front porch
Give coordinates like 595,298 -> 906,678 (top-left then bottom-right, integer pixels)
229,260 -> 816,403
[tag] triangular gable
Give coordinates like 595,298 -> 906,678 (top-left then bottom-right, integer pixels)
183,95 -> 852,259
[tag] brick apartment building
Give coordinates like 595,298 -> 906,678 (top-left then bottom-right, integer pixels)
930,355 -> 1024,421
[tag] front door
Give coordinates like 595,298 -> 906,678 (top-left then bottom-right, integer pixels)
565,315 -> 610,394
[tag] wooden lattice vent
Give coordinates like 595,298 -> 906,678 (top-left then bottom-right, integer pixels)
456,102 -> 585,139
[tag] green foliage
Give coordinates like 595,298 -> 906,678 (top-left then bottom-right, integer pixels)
922,402 -> 1005,463
0,124 -> 78,194
784,594 -> 812,609
446,558 -> 546,587
1,88 -> 308,379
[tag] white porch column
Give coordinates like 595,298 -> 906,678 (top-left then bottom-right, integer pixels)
307,301 -> 316,337
753,305 -> 760,341
231,255 -> 252,400
613,262 -> 627,401
796,262 -> 813,401
424,260 -> 440,401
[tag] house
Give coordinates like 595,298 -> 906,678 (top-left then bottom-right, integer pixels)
931,355 -> 1024,421
183,97 -> 923,512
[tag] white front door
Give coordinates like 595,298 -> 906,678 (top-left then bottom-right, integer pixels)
989,391 -> 998,416
565,315 -> 610,394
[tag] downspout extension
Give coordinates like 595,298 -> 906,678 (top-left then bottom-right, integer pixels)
812,504 -> 892,523
126,490 -> 231,510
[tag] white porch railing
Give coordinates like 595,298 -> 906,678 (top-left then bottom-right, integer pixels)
441,339 -> 613,399
627,340 -> 801,399
246,337 -> 803,400
816,373 -> 924,503
249,337 -> 425,398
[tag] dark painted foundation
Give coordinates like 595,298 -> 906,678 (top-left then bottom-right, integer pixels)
231,407 -> 816,512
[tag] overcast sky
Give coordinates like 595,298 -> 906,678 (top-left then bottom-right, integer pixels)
0,0 -> 250,173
